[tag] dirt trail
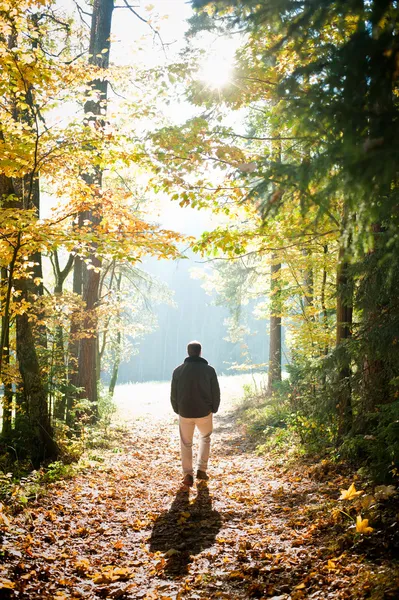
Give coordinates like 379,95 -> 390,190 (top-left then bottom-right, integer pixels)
1,382 -> 398,599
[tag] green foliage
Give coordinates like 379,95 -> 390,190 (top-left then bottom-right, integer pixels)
238,380 -> 294,439
41,461 -> 76,483
0,463 -> 70,504
54,421 -> 85,464
0,471 -> 13,501
8,470 -> 42,506
98,384 -> 117,435
339,402 -> 399,483
184,1 -> 399,485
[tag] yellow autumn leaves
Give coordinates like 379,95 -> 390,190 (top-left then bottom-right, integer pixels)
339,482 -> 362,501
0,502 -> 10,527
339,483 -> 373,534
355,515 -> 373,534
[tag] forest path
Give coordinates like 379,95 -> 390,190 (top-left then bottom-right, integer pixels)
1,379 -> 398,599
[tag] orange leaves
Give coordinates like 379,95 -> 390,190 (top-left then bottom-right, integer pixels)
74,558 -> 91,576
227,570 -> 246,581
360,494 -> 376,510
177,510 -> 191,526
326,558 -> 338,571
48,185 -> 187,263
92,565 -> 132,584
113,540 -> 124,551
1,392 -> 397,599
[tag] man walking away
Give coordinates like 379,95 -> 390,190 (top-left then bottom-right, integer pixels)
171,341 -> 221,487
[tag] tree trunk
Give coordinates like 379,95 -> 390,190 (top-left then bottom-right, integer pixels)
302,250 -> 314,311
336,240 -> 353,441
359,0 -> 393,414
16,304 -> 58,463
267,136 -> 282,396
320,245 -> 329,357
267,256 -> 282,395
76,0 -> 114,419
361,223 -> 390,412
1,267 -> 13,437
66,246 -> 84,426
107,271 -> 123,397
109,331 -> 121,397
51,251 -> 74,421
13,172 -> 57,461
0,145 -> 18,437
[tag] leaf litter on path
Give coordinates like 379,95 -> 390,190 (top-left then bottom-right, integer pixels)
1,383 -> 398,599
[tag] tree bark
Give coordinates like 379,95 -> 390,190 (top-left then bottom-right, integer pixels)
267,137 -> 282,396
76,0 -> 114,418
267,255 -> 282,395
320,244 -> 329,356
16,304 -> 58,463
51,251 -> 74,421
336,239 -> 353,441
109,331 -> 121,397
13,172 -> 58,461
1,266 -> 13,437
107,271 -> 122,397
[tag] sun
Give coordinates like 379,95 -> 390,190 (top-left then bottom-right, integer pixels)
198,54 -> 233,90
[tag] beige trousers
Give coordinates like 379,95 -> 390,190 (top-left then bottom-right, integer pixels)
179,413 -> 213,475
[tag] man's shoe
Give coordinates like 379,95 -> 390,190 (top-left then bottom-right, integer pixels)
182,474 -> 194,487
196,470 -> 209,481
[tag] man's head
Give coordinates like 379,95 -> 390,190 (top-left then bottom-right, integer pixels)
187,340 -> 202,357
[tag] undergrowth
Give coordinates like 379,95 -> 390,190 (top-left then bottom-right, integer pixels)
237,382 -> 302,461
0,388 -> 123,508
238,376 -> 399,484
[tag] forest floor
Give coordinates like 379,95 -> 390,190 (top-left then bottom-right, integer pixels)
1,377 -> 399,600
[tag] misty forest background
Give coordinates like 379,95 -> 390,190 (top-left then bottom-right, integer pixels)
1,0 -> 399,485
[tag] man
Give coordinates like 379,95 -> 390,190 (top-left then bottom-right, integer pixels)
171,341 -> 221,487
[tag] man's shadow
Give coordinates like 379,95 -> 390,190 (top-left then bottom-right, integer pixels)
149,483 -> 221,576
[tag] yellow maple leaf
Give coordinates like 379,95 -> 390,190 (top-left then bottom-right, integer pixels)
339,482 -> 363,500
355,515 -> 374,534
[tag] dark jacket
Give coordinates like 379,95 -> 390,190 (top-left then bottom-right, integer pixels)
171,356 -> 220,418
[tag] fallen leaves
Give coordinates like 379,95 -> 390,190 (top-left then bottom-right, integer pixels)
355,515 -> 374,535
374,485 -> 397,500
0,505 -> 10,528
0,396 -> 398,599
0,578 -> 15,590
91,565 -> 132,584
339,483 -> 363,501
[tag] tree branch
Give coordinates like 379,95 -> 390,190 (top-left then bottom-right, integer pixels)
119,0 -> 167,55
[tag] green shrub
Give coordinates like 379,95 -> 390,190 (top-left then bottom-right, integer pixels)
98,384 -> 117,434
42,461 -> 75,483
339,401 -> 399,482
